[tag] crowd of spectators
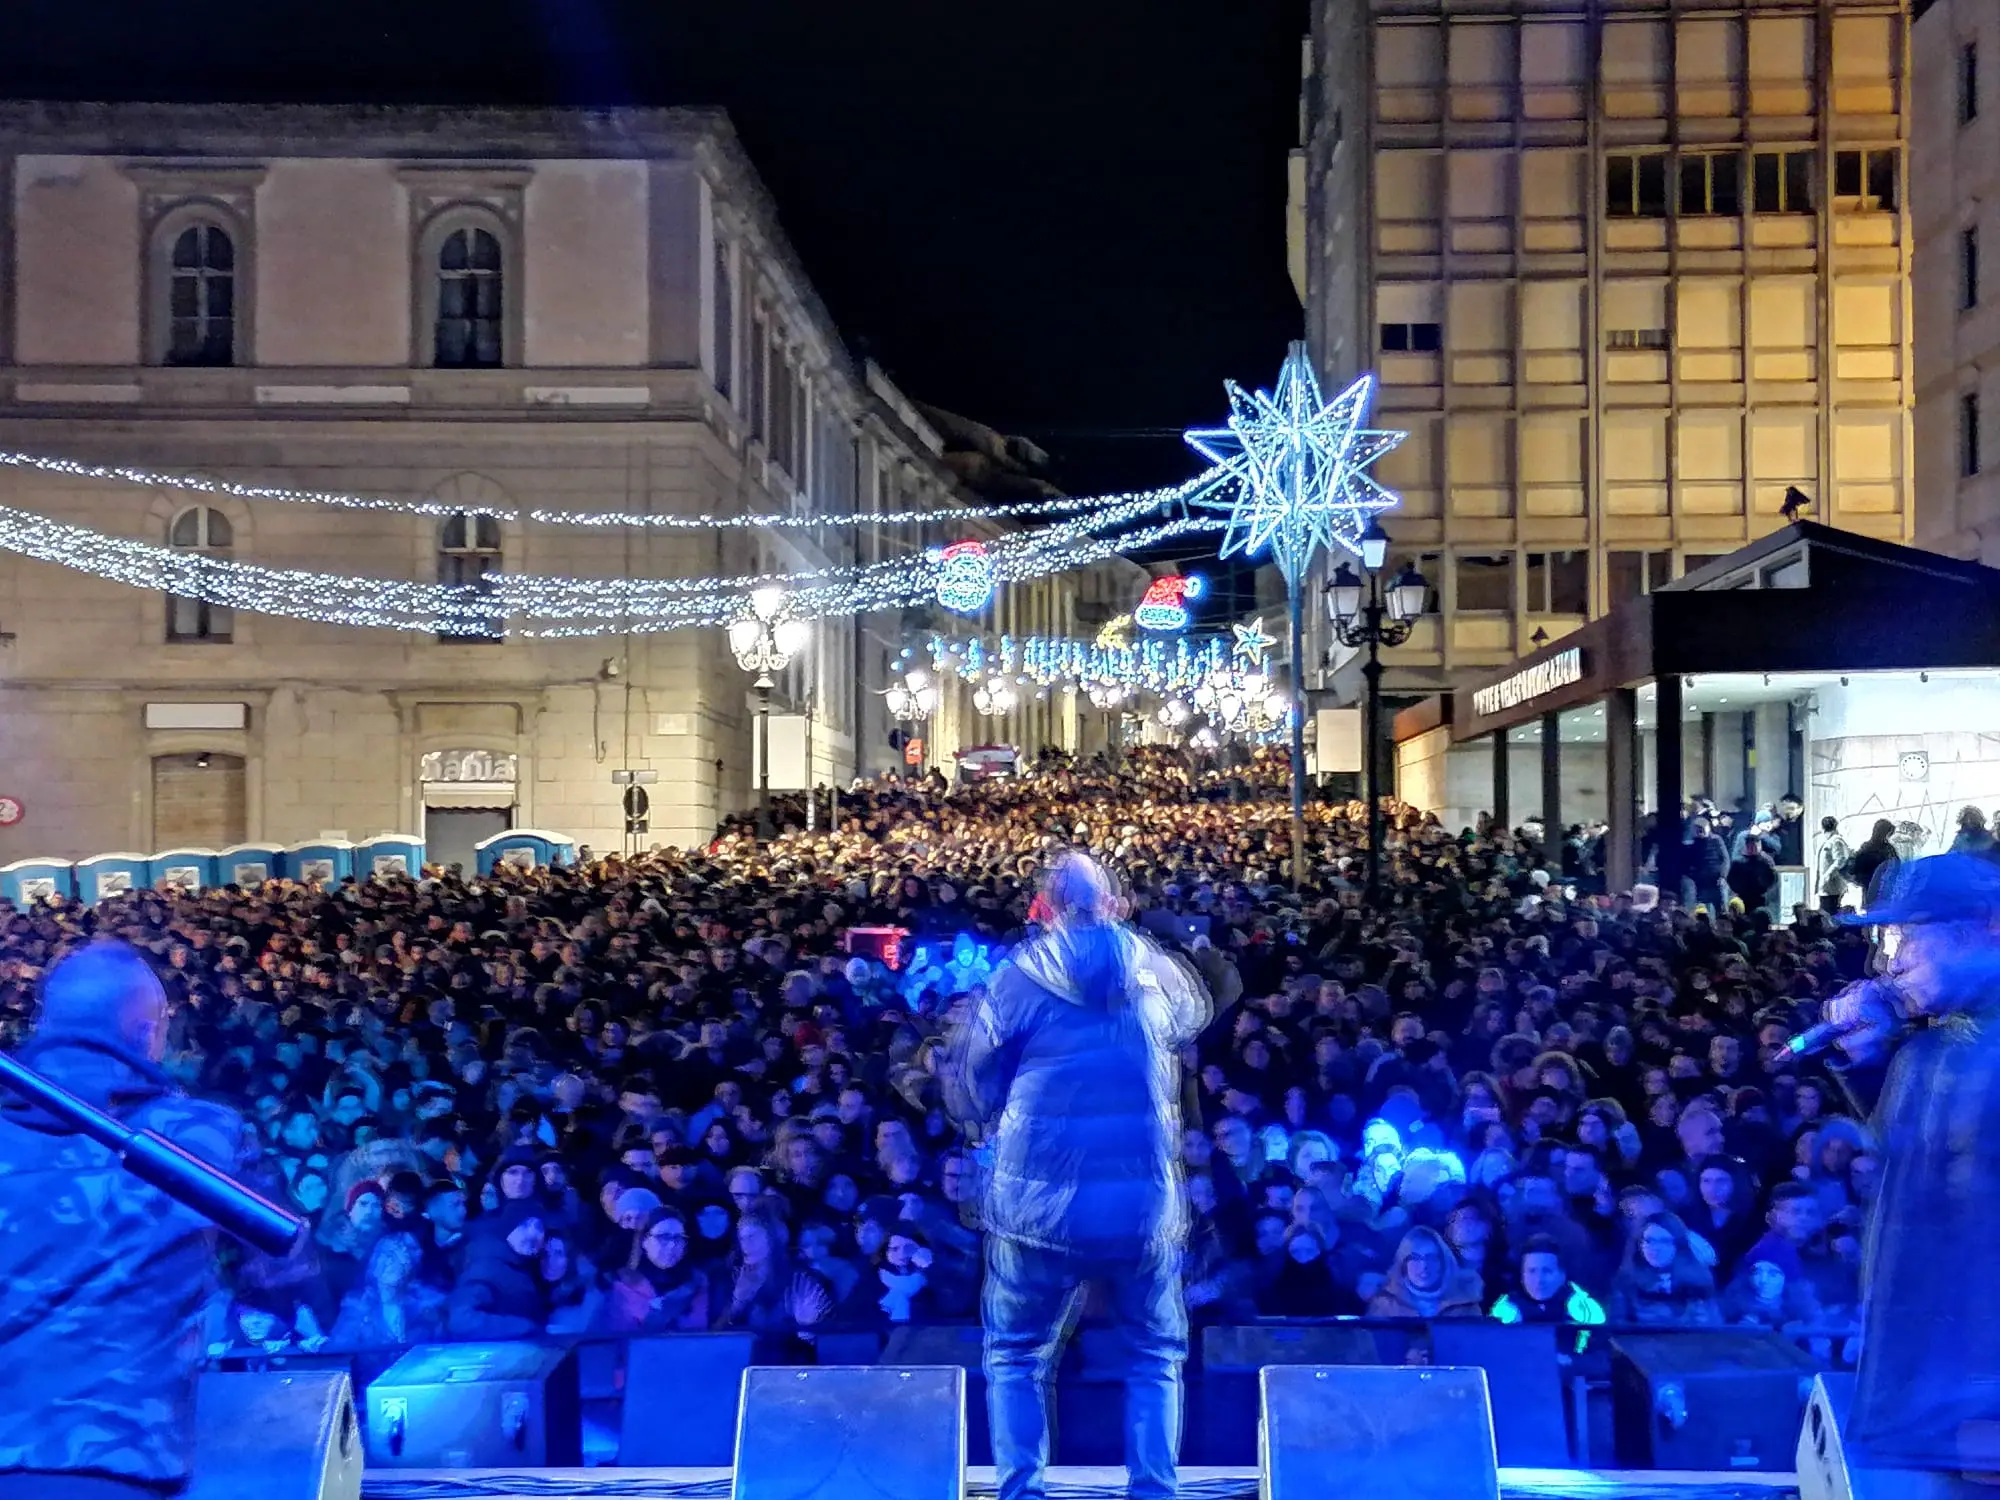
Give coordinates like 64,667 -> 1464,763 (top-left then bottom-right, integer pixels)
0,747 -> 1885,1368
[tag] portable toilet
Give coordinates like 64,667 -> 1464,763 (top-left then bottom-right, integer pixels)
150,848 -> 219,893
357,832 -> 425,880
282,839 -> 356,886
0,857 -> 74,907
75,853 -> 151,904
217,842 -> 284,888
474,828 -> 573,875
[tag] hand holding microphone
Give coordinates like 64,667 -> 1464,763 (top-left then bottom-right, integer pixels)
1781,977 -> 1902,1061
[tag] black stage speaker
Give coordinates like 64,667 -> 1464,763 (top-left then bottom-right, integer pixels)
620,1332 -> 758,1466
193,1370 -> 362,1500
733,1365 -> 965,1500
1191,1322 -> 1391,1465
1610,1330 -> 1815,1471
1259,1365 -> 1500,1500
364,1341 -> 579,1468
1430,1320 -> 1572,1467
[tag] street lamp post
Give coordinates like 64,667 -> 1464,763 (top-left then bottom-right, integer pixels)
883,667 -> 939,780
727,586 -> 812,843
1325,521 -> 1428,901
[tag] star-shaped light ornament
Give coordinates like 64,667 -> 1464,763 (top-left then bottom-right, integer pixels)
1185,344 -> 1406,585
1231,616 -> 1275,669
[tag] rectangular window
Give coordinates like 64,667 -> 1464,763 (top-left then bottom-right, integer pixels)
1834,149 -> 1898,211
1964,391 -> 1982,478
1605,327 -> 1670,350
1607,153 -> 1669,218
712,243 -> 734,402
1526,550 -> 1589,614
1965,226 -> 1981,311
1682,552 -> 1729,577
1606,549 -> 1674,608
1678,152 -> 1741,216
1751,150 -> 1814,214
1380,321 -> 1442,352
1455,553 -> 1514,613
748,316 -> 767,439
1963,42 -> 1980,125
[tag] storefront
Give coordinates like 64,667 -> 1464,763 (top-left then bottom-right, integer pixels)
1396,522 -> 2000,893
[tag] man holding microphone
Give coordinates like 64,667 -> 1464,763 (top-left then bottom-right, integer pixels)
941,851 -> 1211,1500
1819,852 -> 2000,1478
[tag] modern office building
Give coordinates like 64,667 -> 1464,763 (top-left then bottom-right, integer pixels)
1297,0 -> 1916,722
1912,0 -> 2000,564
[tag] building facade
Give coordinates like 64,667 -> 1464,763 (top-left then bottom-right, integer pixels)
1300,0 -> 1916,720
0,102 -> 1098,867
1912,0 -> 2000,565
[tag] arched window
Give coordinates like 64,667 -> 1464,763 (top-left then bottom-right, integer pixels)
437,511 -> 504,642
434,226 -> 505,368
166,506 -> 233,642
166,222 -> 236,367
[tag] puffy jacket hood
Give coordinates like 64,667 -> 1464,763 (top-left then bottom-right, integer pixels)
1012,922 -> 1143,1011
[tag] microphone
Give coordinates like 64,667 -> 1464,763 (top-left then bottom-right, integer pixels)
1782,979 -> 1898,1058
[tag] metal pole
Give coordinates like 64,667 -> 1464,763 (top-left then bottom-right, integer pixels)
1363,593 -> 1385,902
1288,574 -> 1308,888
756,676 -> 774,842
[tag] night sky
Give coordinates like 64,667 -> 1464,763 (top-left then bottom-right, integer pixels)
2,0 -> 1310,515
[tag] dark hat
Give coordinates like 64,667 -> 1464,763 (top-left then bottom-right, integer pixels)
1840,852 -> 2000,929
344,1180 -> 385,1213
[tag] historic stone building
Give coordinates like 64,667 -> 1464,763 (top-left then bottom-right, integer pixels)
1296,0 -> 1916,714
0,102 -> 1104,866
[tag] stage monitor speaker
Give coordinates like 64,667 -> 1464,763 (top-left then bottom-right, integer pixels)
365,1341 -> 580,1469
1610,1330 -> 1814,1471
880,1324 -> 991,1465
1797,1373 -> 1990,1500
193,1370 -> 361,1500
1191,1322 -> 1391,1466
1259,1365 -> 1500,1500
733,1365 -> 965,1500
1430,1320 -> 1572,1467
620,1332 -> 758,1467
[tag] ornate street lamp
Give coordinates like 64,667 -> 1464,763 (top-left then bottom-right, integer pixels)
727,586 -> 812,841
1326,521 -> 1428,897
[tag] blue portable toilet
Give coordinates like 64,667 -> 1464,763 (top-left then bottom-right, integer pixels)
149,848 -> 219,893
474,828 -> 574,875
357,832 -> 425,880
217,842 -> 284,888
282,839 -> 355,886
0,857 -> 74,907
75,853 -> 151,904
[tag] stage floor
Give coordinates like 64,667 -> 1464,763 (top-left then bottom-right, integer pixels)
358,1466 -> 1801,1500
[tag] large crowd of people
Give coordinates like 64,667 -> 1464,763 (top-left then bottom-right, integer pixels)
0,747 -> 1888,1367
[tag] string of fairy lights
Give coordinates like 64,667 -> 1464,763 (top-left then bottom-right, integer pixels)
0,452 -> 1222,636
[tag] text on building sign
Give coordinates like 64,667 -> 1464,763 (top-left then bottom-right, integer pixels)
1472,648 -> 1584,718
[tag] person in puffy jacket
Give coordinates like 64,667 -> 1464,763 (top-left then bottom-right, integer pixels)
1366,1225 -> 1486,1320
1608,1212 -> 1721,1326
0,941 -> 249,1500
447,1200 -> 551,1338
941,850 -> 1210,1500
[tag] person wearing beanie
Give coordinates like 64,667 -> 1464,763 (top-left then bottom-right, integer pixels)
447,1198 -> 550,1338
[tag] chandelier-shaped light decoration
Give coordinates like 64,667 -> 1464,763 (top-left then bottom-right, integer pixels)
1184,343 -> 1406,585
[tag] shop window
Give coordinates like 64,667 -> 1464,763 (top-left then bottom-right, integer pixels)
1679,152 -> 1741,216
1833,149 -> 1898,212
1526,550 -> 1588,614
1752,151 -> 1813,215
1606,153 -> 1668,218
1455,553 -> 1513,613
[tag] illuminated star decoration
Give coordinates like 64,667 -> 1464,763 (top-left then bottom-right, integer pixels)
1232,616 -> 1276,668
1185,346 -> 1406,585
